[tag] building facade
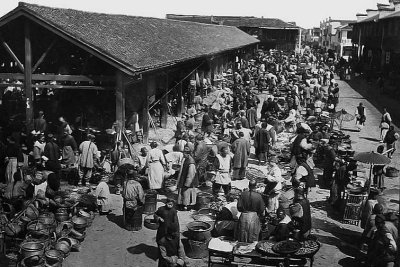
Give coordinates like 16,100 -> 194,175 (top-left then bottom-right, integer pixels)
166,15 -> 300,51
320,18 -> 356,57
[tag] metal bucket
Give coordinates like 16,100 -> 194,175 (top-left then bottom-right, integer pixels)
20,240 -> 45,259
143,191 -> 157,215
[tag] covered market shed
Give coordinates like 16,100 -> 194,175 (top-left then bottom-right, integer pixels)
0,2 -> 259,143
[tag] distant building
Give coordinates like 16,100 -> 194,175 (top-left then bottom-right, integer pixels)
304,27 -> 321,46
320,18 -> 356,58
166,14 -> 300,51
352,0 -> 400,73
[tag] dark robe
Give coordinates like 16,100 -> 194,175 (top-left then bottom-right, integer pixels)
294,198 -> 312,235
254,128 -> 270,155
237,190 -> 265,242
155,206 -> 180,242
231,138 -> 250,168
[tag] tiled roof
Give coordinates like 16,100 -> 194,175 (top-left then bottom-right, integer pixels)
4,3 -> 259,73
381,10 -> 400,19
166,14 -> 299,29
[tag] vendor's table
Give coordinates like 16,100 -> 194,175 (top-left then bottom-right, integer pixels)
208,240 -> 319,267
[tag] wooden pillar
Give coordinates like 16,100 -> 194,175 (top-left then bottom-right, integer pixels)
143,76 -> 155,144
177,80 -> 183,117
161,74 -> 168,128
116,71 -> 125,128
24,20 -> 33,131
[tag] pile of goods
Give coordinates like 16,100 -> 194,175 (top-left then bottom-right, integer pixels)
1,189 -> 97,266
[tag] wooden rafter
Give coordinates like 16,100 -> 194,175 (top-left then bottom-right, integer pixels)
32,39 -> 57,73
0,35 -> 24,72
0,73 -> 115,83
3,82 -> 112,90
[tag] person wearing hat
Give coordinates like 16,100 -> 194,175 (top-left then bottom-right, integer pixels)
360,188 -> 384,229
177,145 -> 198,211
147,141 -> 167,191
367,214 -> 397,267
95,175 -> 112,215
237,179 -> 265,242
78,134 -> 98,186
122,169 -> 145,231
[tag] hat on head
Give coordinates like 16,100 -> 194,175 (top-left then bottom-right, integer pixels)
249,179 -> 257,189
373,203 -> 384,215
127,169 -> 138,180
375,214 -> 386,224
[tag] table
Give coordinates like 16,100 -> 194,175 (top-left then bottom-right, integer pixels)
208,240 -> 320,267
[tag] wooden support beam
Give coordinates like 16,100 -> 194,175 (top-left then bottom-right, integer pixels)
24,20 -> 33,131
0,73 -> 115,83
0,35 -> 24,72
143,76 -> 155,144
177,80 -> 183,117
3,83 -> 112,90
32,39 -> 57,73
160,74 -> 168,128
115,71 -> 125,129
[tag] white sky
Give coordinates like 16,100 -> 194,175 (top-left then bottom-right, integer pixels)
0,0 -> 385,28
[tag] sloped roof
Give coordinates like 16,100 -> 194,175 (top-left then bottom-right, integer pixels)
381,9 -> 400,19
166,14 -> 299,29
1,3 -> 259,74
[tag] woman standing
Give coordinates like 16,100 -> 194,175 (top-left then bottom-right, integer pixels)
146,142 -> 166,190
177,146 -> 198,210
122,170 -> 145,231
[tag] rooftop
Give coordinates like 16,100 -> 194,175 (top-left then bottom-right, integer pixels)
0,3 -> 259,74
166,14 -> 299,29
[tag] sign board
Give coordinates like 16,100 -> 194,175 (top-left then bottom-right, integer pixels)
386,52 -> 390,64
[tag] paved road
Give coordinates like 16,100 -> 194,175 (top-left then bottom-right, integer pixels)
63,77 -> 399,267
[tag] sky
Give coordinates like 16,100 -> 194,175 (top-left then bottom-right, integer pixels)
0,0 -> 385,29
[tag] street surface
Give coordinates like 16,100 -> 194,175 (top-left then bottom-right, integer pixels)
63,76 -> 399,267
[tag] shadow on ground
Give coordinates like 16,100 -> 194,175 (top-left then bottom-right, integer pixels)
107,213 -> 124,228
127,243 -> 159,261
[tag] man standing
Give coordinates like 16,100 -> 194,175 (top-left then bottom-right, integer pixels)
254,122 -> 270,165
355,102 -> 366,131
384,126 -> 397,159
213,147 -> 232,195
237,179 -> 265,242
231,131 -> 250,180
177,146 -> 198,210
78,134 -> 98,186
61,130 -> 78,167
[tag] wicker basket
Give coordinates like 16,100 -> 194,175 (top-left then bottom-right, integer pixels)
386,167 -> 399,177
144,215 -> 159,230
246,167 -> 267,181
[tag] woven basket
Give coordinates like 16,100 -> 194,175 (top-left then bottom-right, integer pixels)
246,167 -> 267,181
386,167 -> 399,177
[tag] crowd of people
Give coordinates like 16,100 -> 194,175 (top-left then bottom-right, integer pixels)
0,48 -> 398,267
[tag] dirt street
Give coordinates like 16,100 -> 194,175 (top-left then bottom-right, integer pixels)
63,76 -> 399,267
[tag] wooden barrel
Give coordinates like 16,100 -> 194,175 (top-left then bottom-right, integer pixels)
187,221 -> 212,242
131,206 -> 143,231
195,192 -> 213,210
143,191 -> 157,215
186,239 -> 208,259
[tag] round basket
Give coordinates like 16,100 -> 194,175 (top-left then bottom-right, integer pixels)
144,215 -> 159,230
246,167 -> 266,181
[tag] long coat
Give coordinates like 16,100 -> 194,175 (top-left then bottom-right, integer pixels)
231,137 -> 250,168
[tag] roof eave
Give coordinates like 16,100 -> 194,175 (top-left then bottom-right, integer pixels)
0,6 -> 139,76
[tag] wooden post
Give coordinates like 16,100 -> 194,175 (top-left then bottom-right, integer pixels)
24,20 -> 33,131
177,78 -> 183,117
160,74 -> 168,128
116,71 -> 125,128
143,76 -> 155,144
